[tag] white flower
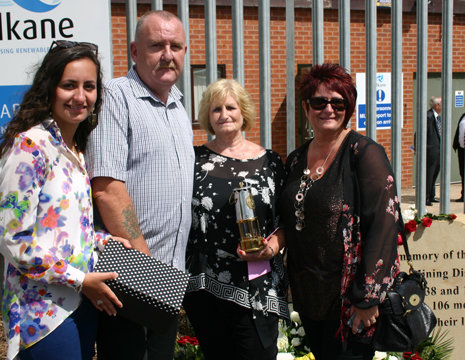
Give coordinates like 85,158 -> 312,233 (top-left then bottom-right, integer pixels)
238,171 -> 249,178
201,197 -> 213,211
200,162 -> 215,180
261,187 -> 271,205
290,311 -> 301,324
244,178 -> 259,185
217,271 -> 232,283
290,328 -> 298,335
267,177 -> 276,194
277,353 -> 295,360
297,326 -> 306,337
373,351 -> 387,360
216,249 -> 236,259
205,267 -> 216,278
388,356 -> 400,360
291,337 -> 301,347
402,205 -> 417,223
277,336 -> 289,351
210,154 -> 227,163
201,163 -> 215,172
200,214 -> 208,233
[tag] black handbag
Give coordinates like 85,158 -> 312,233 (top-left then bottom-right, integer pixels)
372,228 -> 437,352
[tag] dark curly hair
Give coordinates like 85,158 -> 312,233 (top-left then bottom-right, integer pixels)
299,63 -> 357,127
0,43 -> 103,157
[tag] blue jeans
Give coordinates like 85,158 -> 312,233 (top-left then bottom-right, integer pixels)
19,296 -> 99,360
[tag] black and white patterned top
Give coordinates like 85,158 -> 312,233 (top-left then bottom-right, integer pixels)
186,146 -> 289,320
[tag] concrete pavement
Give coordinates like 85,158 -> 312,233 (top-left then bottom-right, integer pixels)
400,183 -> 465,215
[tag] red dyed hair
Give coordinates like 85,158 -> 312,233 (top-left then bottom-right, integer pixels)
299,63 -> 357,127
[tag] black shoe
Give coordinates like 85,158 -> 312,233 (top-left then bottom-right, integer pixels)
426,201 -> 433,206
430,198 -> 440,203
455,198 -> 464,202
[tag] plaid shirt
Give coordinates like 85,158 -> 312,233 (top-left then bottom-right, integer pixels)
86,67 -> 195,271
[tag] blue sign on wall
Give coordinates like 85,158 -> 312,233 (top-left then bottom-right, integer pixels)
357,103 -> 392,130
0,85 -> 29,134
456,91 -> 464,108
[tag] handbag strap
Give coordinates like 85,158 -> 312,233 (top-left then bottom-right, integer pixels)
398,218 -> 415,272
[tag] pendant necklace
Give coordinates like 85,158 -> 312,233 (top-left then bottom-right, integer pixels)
294,133 -> 341,231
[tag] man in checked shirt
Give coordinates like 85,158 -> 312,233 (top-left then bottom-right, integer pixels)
86,10 -> 194,360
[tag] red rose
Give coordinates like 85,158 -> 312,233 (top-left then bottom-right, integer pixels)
177,336 -> 189,346
450,214 -> 457,220
403,351 -> 412,358
404,220 -> 417,233
421,217 -> 433,227
188,337 -> 199,346
397,234 -> 403,246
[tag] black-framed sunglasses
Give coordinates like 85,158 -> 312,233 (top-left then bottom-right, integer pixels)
48,40 -> 98,55
307,97 -> 348,111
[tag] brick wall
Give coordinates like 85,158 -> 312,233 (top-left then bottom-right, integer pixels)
110,3 -> 465,189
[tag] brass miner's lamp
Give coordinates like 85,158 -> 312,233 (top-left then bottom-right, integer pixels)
230,182 -> 264,252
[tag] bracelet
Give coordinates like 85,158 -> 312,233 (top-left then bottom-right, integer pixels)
268,245 -> 275,259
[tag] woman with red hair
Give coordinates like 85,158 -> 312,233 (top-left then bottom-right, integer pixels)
279,63 -> 401,359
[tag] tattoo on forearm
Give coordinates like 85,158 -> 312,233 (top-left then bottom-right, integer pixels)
122,205 -> 142,240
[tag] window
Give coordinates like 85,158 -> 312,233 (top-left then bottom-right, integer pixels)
191,65 -> 226,124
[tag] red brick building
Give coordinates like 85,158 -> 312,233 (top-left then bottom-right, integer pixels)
110,1 -> 465,189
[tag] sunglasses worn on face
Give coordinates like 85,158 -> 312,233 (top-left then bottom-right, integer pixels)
49,40 -> 98,55
307,97 -> 348,111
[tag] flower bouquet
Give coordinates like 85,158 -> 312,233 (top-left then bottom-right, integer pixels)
401,205 -> 456,236
277,311 -> 312,359
372,327 -> 454,360
174,336 -> 204,360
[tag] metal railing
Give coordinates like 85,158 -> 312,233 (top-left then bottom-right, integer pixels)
124,0 -> 456,214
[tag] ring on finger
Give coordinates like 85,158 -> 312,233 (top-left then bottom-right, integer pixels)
372,318 -> 376,324
96,299 -> 103,306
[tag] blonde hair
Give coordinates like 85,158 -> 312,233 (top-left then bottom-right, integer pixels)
198,79 -> 255,135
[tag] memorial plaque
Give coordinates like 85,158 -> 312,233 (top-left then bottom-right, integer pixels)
398,214 -> 465,359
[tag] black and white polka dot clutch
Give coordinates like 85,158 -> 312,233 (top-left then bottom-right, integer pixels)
94,239 -> 189,331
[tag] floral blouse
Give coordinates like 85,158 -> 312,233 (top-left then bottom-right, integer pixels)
186,146 -> 289,322
281,131 -> 401,342
0,119 -> 105,360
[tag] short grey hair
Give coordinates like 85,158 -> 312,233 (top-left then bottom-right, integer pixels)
430,96 -> 441,109
134,10 -> 183,43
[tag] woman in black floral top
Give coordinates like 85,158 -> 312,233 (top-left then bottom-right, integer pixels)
279,63 -> 401,360
184,79 -> 289,360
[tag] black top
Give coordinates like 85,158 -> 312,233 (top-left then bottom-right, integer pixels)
279,133 -> 348,320
280,131 -> 401,338
186,145 -> 289,321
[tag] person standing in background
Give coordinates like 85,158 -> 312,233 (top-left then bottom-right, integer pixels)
425,96 -> 442,206
85,10 -> 195,360
453,112 -> 465,202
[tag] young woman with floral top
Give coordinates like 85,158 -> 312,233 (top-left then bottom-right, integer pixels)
183,79 -> 289,360
0,41 -> 130,360
279,63 -> 401,360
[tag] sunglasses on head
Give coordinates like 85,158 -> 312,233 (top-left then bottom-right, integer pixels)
307,97 -> 348,111
48,40 -> 98,55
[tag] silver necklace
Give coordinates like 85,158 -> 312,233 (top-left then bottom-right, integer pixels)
214,139 -> 245,158
294,135 -> 340,231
